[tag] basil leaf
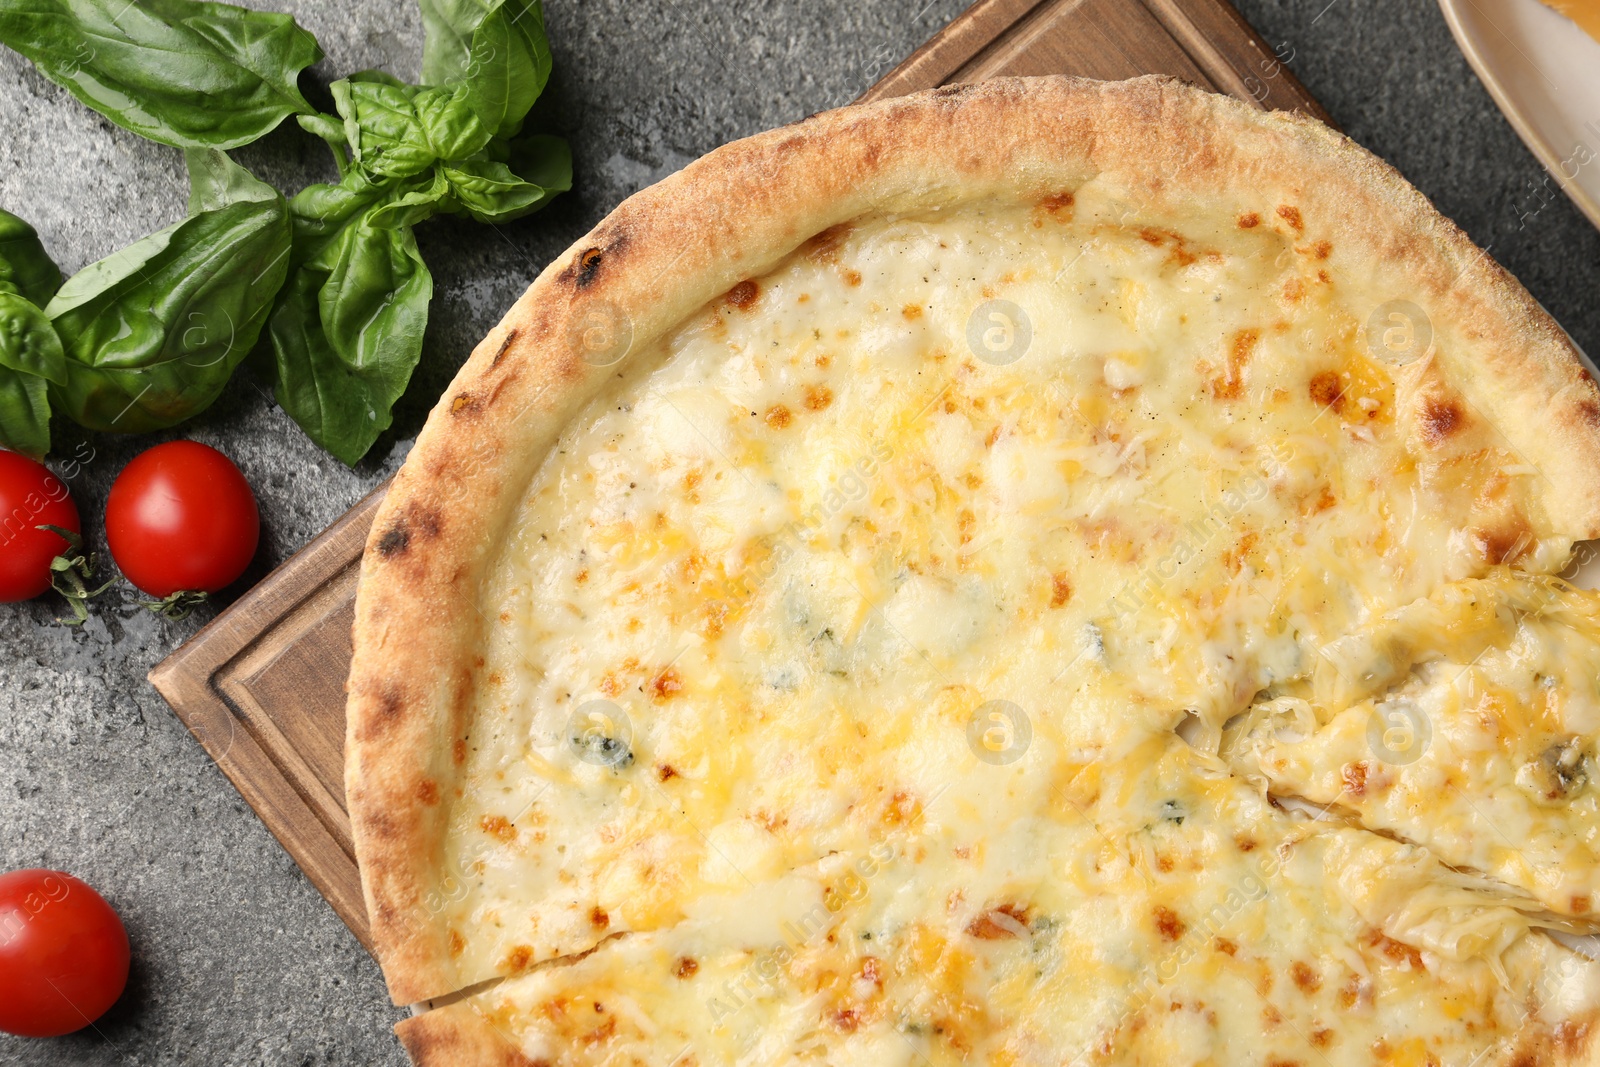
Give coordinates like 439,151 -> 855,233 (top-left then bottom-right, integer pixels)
0,290 -> 65,458
331,75 -> 436,180
0,291 -> 66,385
0,208 -> 62,306
0,365 -> 51,458
45,149 -> 291,432
267,179 -> 436,465
0,0 -> 323,150
329,74 -> 493,182
418,0 -> 551,138
441,150 -> 567,224
413,83 -> 490,160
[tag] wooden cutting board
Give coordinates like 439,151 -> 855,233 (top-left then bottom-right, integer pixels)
148,0 -> 1326,952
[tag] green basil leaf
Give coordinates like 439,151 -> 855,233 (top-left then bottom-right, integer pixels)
331,75 -> 436,180
412,83 -> 490,161
45,149 -> 291,432
0,290 -> 64,458
295,112 -> 352,176
418,0 -> 551,138
0,290 -> 66,385
440,154 -> 564,224
0,208 -> 62,306
0,365 -> 51,458
268,185 -> 435,465
0,0 -> 322,150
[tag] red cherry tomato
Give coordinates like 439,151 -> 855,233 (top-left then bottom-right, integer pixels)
0,450 -> 79,603
0,869 -> 130,1038
105,441 -> 260,598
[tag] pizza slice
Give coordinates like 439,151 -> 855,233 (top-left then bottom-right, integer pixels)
1230,571 -> 1600,920
397,736 -> 1600,1065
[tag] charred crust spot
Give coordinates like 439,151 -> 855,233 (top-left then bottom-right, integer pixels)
765,404 -> 792,428
1276,204 -> 1304,231
576,247 -> 605,288
803,224 -> 852,261
377,687 -> 404,721
1308,371 -> 1346,414
673,956 -> 698,979
1578,398 -> 1600,428
415,779 -> 439,805
1215,937 -> 1238,956
450,392 -> 480,417
1290,960 -> 1321,993
452,738 -> 468,765
658,763 -> 679,782
804,384 -> 834,411
448,929 -> 464,957
1573,894 -> 1592,914
590,906 -> 610,929
1419,396 -> 1465,443
1342,761 -> 1369,797
902,303 -> 924,320
1313,240 -> 1333,260
376,522 -> 410,557
505,945 -> 533,971
724,279 -> 760,310
1238,212 -> 1261,229
1154,905 -> 1186,941
1050,572 -> 1072,608
490,328 -> 520,368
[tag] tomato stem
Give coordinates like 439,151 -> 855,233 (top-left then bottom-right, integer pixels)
143,590 -> 209,621
37,524 -> 116,626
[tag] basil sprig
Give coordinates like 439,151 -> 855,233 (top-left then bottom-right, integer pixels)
0,0 -> 322,149
0,0 -> 569,465
267,0 -> 569,463
47,149 -> 291,433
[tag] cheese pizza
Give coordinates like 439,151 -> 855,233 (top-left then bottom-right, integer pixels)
346,76 -> 1600,1066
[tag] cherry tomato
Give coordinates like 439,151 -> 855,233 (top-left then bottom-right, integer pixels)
0,450 -> 79,603
105,442 -> 260,598
0,869 -> 130,1038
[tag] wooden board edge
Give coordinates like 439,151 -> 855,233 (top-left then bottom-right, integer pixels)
149,478 -> 389,690
861,0 -> 1329,123
1140,0 -> 1334,124
857,0 -> 1048,104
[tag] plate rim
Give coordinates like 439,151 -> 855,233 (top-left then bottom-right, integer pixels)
1437,0 -> 1600,231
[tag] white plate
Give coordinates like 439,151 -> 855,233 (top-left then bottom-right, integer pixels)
1438,0 -> 1600,230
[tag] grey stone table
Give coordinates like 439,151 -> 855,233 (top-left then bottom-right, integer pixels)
1,0 -> 1596,1063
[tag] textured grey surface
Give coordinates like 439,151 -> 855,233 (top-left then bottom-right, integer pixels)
0,0 -> 1596,1063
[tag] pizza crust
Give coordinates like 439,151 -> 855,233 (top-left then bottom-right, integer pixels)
346,74 -> 1600,1008
395,1002 -> 540,1067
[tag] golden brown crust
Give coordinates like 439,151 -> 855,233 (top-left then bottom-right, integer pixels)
346,74 -> 1600,1007
395,1003 -> 543,1067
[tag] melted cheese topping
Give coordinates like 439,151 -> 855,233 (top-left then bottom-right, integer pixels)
438,190 -> 1600,1064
